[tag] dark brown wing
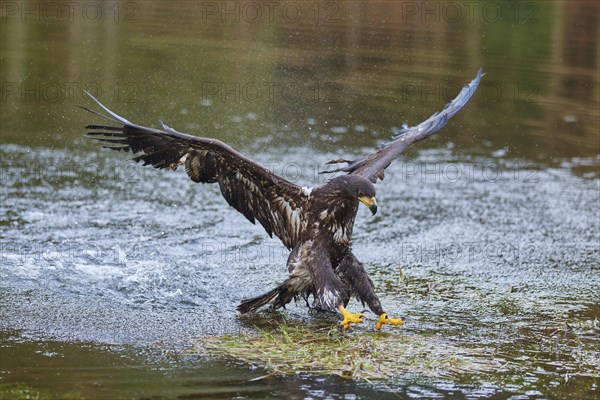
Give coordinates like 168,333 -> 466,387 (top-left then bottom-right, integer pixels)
324,68 -> 483,182
82,93 -> 308,249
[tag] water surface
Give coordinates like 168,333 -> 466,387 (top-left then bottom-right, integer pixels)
1,1 -> 599,399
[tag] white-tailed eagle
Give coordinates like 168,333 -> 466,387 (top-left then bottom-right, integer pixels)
82,68 -> 482,330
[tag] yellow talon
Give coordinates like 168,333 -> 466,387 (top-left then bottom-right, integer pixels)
375,313 -> 404,330
337,305 -> 364,330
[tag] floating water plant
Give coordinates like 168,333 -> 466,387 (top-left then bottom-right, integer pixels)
195,320 -> 499,381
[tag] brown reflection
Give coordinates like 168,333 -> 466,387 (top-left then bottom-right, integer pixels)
530,0 -> 599,170
0,0 -> 598,173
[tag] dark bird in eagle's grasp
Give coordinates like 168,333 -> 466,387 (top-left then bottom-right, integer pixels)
82,69 -> 482,330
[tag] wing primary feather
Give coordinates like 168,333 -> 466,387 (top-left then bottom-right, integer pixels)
77,105 -> 123,125
86,124 -> 123,131
82,91 -> 134,125
160,120 -> 180,135
82,91 -> 308,249
88,137 -> 131,144
86,131 -> 127,137
340,68 -> 482,182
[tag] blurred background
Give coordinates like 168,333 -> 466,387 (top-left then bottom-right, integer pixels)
1,1 -> 598,399
1,1 -> 598,170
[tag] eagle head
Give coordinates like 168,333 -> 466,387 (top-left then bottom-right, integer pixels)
326,175 -> 378,215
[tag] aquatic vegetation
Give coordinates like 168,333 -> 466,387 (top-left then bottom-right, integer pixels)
194,313 -> 599,399
196,320 -> 499,381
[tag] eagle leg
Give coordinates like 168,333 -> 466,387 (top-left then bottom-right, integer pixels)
337,251 -> 404,330
337,305 -> 364,330
375,313 -> 404,330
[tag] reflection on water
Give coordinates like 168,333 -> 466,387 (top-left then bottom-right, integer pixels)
1,0 -> 599,399
0,331 -> 383,399
1,1 -> 598,171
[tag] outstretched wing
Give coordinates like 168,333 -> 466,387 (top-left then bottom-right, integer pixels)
82,93 -> 307,249
324,68 -> 483,182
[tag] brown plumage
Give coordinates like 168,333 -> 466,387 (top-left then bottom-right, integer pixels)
82,69 -> 482,329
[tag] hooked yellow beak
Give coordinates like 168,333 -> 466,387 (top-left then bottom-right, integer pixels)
358,196 -> 378,215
